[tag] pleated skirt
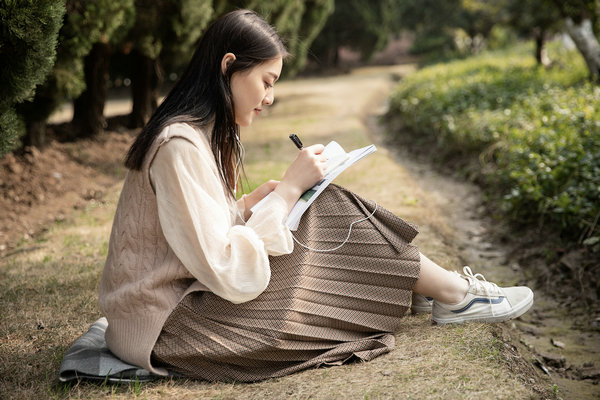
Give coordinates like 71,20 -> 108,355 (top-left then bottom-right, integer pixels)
151,184 -> 421,382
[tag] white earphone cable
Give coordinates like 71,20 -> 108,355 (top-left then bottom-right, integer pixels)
235,132 -> 378,249
291,202 -> 378,252
233,134 -> 244,197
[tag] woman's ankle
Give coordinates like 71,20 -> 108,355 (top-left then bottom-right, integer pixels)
438,276 -> 469,305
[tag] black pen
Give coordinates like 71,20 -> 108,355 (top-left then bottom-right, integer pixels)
289,134 -> 303,150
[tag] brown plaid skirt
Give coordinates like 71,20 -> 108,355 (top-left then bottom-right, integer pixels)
151,185 -> 421,382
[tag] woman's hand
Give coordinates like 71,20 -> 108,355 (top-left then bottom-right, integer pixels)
275,144 -> 327,212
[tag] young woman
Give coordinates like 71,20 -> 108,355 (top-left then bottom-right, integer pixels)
99,9 -> 533,382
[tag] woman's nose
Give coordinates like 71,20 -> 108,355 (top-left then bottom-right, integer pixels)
263,88 -> 274,105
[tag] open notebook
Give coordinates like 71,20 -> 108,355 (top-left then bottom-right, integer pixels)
252,141 -> 376,230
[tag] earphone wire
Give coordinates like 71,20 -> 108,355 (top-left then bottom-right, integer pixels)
291,202 -> 378,252
233,134 -> 244,197
233,135 -> 247,223
235,132 -> 378,249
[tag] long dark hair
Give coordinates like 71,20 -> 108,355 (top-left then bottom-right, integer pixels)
124,9 -> 288,195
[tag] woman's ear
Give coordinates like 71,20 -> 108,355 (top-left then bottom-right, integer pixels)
221,53 -> 237,75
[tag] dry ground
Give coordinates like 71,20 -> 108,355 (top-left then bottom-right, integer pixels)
0,65 -> 558,399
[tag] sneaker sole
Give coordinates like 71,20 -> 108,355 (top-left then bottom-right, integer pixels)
411,305 -> 433,314
432,291 -> 534,325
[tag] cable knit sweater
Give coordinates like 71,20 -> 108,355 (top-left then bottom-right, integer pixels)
98,123 -> 293,375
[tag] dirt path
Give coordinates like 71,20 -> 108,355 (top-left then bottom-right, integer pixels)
1,65 -> 578,399
381,142 -> 600,400
362,74 -> 600,399
361,69 -> 600,398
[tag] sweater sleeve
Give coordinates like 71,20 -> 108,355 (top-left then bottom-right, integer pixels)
150,137 -> 293,304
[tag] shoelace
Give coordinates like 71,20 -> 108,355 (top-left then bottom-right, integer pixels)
461,266 -> 501,317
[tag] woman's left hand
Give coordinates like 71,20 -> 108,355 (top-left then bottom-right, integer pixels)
242,180 -> 280,220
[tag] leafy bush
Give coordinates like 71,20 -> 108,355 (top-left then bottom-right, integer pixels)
387,42 -> 600,248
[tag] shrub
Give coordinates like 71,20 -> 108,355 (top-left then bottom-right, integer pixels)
0,0 -> 65,155
387,42 -> 599,248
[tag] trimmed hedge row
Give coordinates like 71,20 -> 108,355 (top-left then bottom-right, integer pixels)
387,43 -> 600,248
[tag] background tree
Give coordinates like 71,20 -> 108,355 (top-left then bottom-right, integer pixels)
551,0 -> 600,81
126,0 -> 334,128
309,0 -> 400,68
505,0 -> 562,64
395,0 -> 462,56
456,0 -> 506,54
126,0 -> 213,128
17,0 -> 135,148
71,0 -> 135,138
0,0 -> 65,156
215,0 -> 335,76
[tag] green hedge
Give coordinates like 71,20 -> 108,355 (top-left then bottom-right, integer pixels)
387,43 -> 600,248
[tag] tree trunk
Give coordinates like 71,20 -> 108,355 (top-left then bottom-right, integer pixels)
72,42 -> 111,137
535,34 -> 544,65
129,51 -> 162,128
331,46 -> 339,67
20,83 -> 58,149
564,17 -> 600,82
23,120 -> 47,149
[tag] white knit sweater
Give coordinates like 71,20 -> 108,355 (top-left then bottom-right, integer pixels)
98,123 -> 293,375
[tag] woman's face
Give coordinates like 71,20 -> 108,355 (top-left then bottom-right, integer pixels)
230,57 -> 283,127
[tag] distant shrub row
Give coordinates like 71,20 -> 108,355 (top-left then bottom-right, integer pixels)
387,43 -> 600,249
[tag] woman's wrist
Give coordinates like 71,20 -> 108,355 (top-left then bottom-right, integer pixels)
274,181 -> 303,212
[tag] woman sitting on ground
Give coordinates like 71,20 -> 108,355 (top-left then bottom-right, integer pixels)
98,9 -> 534,381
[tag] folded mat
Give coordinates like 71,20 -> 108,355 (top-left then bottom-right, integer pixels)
58,317 -> 169,383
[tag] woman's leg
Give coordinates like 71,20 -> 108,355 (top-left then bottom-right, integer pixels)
413,252 -> 535,324
413,252 -> 468,305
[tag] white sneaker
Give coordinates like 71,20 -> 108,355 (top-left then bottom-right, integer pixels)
411,293 -> 433,314
432,266 -> 534,325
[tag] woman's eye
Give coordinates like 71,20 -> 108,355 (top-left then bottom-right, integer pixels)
264,81 -> 273,89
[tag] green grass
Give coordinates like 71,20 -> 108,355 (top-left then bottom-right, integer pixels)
387,41 -> 600,249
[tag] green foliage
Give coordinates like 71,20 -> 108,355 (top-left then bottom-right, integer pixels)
18,0 -> 135,137
134,0 -> 332,76
0,0 -> 65,155
0,105 -> 25,155
486,26 -> 519,51
309,0 -> 399,65
129,0 -> 212,67
388,42 -> 600,245
396,0 -> 462,56
553,0 -> 598,23
0,0 -> 65,104
164,0 -> 213,69
279,0 -> 334,75
55,0 -> 134,98
457,0 -> 506,40
218,0 -> 334,76
506,0 -> 561,38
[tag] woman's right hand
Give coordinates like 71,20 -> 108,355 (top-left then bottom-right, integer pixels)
275,144 -> 326,212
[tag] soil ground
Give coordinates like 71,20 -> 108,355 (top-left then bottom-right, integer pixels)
1,64 -> 597,399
